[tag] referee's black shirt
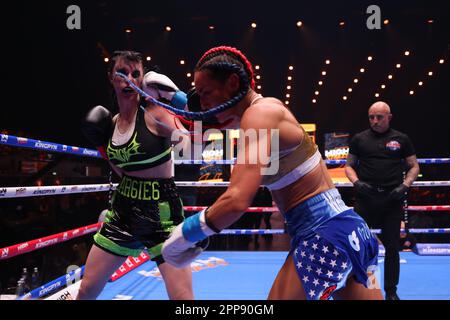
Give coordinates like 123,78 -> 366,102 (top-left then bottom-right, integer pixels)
349,128 -> 415,187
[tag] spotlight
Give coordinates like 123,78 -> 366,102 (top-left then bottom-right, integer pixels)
146,56 -> 151,61
209,25 -> 215,30
165,26 -> 171,32
439,59 -> 445,64
257,85 -> 262,89
288,76 -> 292,80
285,100 -> 289,105
409,90 -> 414,95
339,21 -> 345,26
396,63 -> 401,69
348,88 -> 352,92
289,66 -> 294,70
312,99 -> 317,103
388,74 -> 393,79
251,22 -> 257,28
418,81 -> 423,86
360,68 -> 365,73
255,65 -> 260,70
286,94 -> 290,98
367,56 -> 373,61
186,73 -> 191,78
381,84 -> 386,89
296,21 -> 303,27
104,57 -> 109,63
383,19 -> 389,25
404,51 -> 410,56
353,78 -> 359,83
125,29 -> 132,33
343,96 -> 347,101
427,19 -> 434,24
321,71 -> 327,76
287,85 -> 291,90
318,81 -> 323,86
315,91 -> 319,96
180,60 -> 185,65
256,75 -> 261,80
375,93 -> 380,97
428,71 -> 433,76
325,59 -> 330,65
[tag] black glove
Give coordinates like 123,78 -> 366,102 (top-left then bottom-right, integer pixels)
353,180 -> 375,196
81,105 -> 113,159
389,183 -> 409,201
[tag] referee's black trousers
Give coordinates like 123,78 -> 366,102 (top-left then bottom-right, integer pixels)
354,189 -> 403,294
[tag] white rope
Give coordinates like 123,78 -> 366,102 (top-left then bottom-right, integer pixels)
1,180 -> 449,199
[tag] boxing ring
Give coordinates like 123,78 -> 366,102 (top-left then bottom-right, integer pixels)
1,134 -> 450,300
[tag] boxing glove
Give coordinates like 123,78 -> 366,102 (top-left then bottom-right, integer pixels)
162,208 -> 219,268
143,71 -> 187,110
81,105 -> 113,159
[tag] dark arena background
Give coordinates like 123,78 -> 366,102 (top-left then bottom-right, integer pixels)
0,0 -> 449,304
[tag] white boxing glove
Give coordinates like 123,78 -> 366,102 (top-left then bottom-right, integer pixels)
143,71 -> 187,109
162,208 -> 218,268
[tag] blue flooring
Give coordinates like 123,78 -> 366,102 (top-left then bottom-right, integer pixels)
97,251 -> 450,300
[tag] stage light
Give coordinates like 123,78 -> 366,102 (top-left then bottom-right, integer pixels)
165,26 -> 171,32
251,22 -> 257,28
146,56 -> 151,61
353,78 -> 359,83
321,71 -> 326,76
104,57 -> 109,63
296,21 -> 303,27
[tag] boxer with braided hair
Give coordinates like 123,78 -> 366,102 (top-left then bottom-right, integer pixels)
162,46 -> 383,300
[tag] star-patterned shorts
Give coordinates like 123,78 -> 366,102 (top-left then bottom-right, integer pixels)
292,209 -> 379,300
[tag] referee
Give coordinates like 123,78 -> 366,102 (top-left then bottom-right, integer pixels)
345,101 -> 420,300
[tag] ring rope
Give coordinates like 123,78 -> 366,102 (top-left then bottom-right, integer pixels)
2,134 -> 450,164
1,181 -> 449,199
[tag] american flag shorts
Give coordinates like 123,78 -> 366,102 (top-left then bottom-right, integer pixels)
291,209 -> 379,300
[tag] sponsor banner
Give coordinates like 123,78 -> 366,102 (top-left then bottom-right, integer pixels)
110,252 -> 150,282
44,281 -> 81,300
416,243 -> 450,255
